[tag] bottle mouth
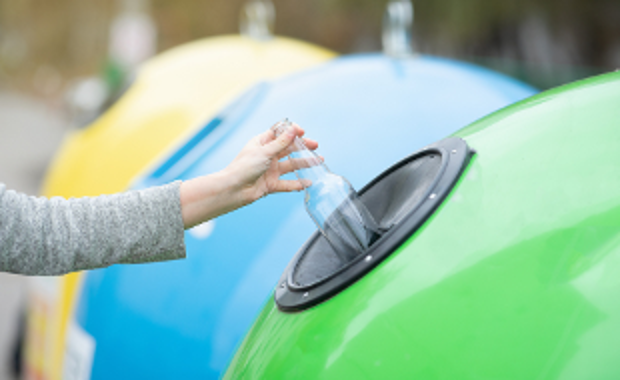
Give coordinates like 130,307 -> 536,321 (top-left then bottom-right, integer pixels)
275,137 -> 474,312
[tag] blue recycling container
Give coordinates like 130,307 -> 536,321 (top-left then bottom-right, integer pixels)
71,54 -> 536,379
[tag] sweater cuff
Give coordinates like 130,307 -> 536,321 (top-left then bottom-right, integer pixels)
128,180 -> 187,263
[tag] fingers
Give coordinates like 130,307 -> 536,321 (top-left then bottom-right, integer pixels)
292,123 -> 305,138
264,125 -> 300,157
257,128 -> 277,145
275,137 -> 318,160
272,179 -> 312,193
276,144 -> 296,160
279,156 -> 324,175
262,121 -> 316,160
265,121 -> 304,144
303,138 -> 318,151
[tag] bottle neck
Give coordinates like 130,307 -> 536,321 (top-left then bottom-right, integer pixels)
272,118 -> 330,185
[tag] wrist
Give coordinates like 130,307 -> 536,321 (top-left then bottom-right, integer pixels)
180,170 -> 245,229
218,167 -> 250,205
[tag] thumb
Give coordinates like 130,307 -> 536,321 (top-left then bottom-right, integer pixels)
264,126 -> 298,158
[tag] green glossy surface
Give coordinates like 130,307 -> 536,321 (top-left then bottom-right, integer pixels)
225,72 -> 620,379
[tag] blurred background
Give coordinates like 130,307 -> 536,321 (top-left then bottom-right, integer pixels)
0,0 -> 618,379
0,0 -> 619,99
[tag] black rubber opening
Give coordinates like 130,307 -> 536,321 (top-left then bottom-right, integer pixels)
275,137 -> 473,312
291,152 -> 442,288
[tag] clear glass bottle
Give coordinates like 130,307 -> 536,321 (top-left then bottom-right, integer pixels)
272,119 -> 381,261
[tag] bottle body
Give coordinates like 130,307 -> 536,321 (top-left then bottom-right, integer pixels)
304,172 -> 380,260
272,119 -> 380,261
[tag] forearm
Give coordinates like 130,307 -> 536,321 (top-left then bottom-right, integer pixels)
0,182 -> 186,275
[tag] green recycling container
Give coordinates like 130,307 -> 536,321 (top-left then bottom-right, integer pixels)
224,71 -> 620,379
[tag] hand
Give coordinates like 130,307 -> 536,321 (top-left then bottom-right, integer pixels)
179,123 -> 318,228
224,123 -> 318,203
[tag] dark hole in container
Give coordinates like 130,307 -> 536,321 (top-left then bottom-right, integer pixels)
292,152 -> 442,288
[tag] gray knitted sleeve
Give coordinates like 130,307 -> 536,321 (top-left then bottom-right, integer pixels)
0,181 -> 186,275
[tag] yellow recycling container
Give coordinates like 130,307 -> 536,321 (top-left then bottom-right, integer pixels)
22,35 -> 334,380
